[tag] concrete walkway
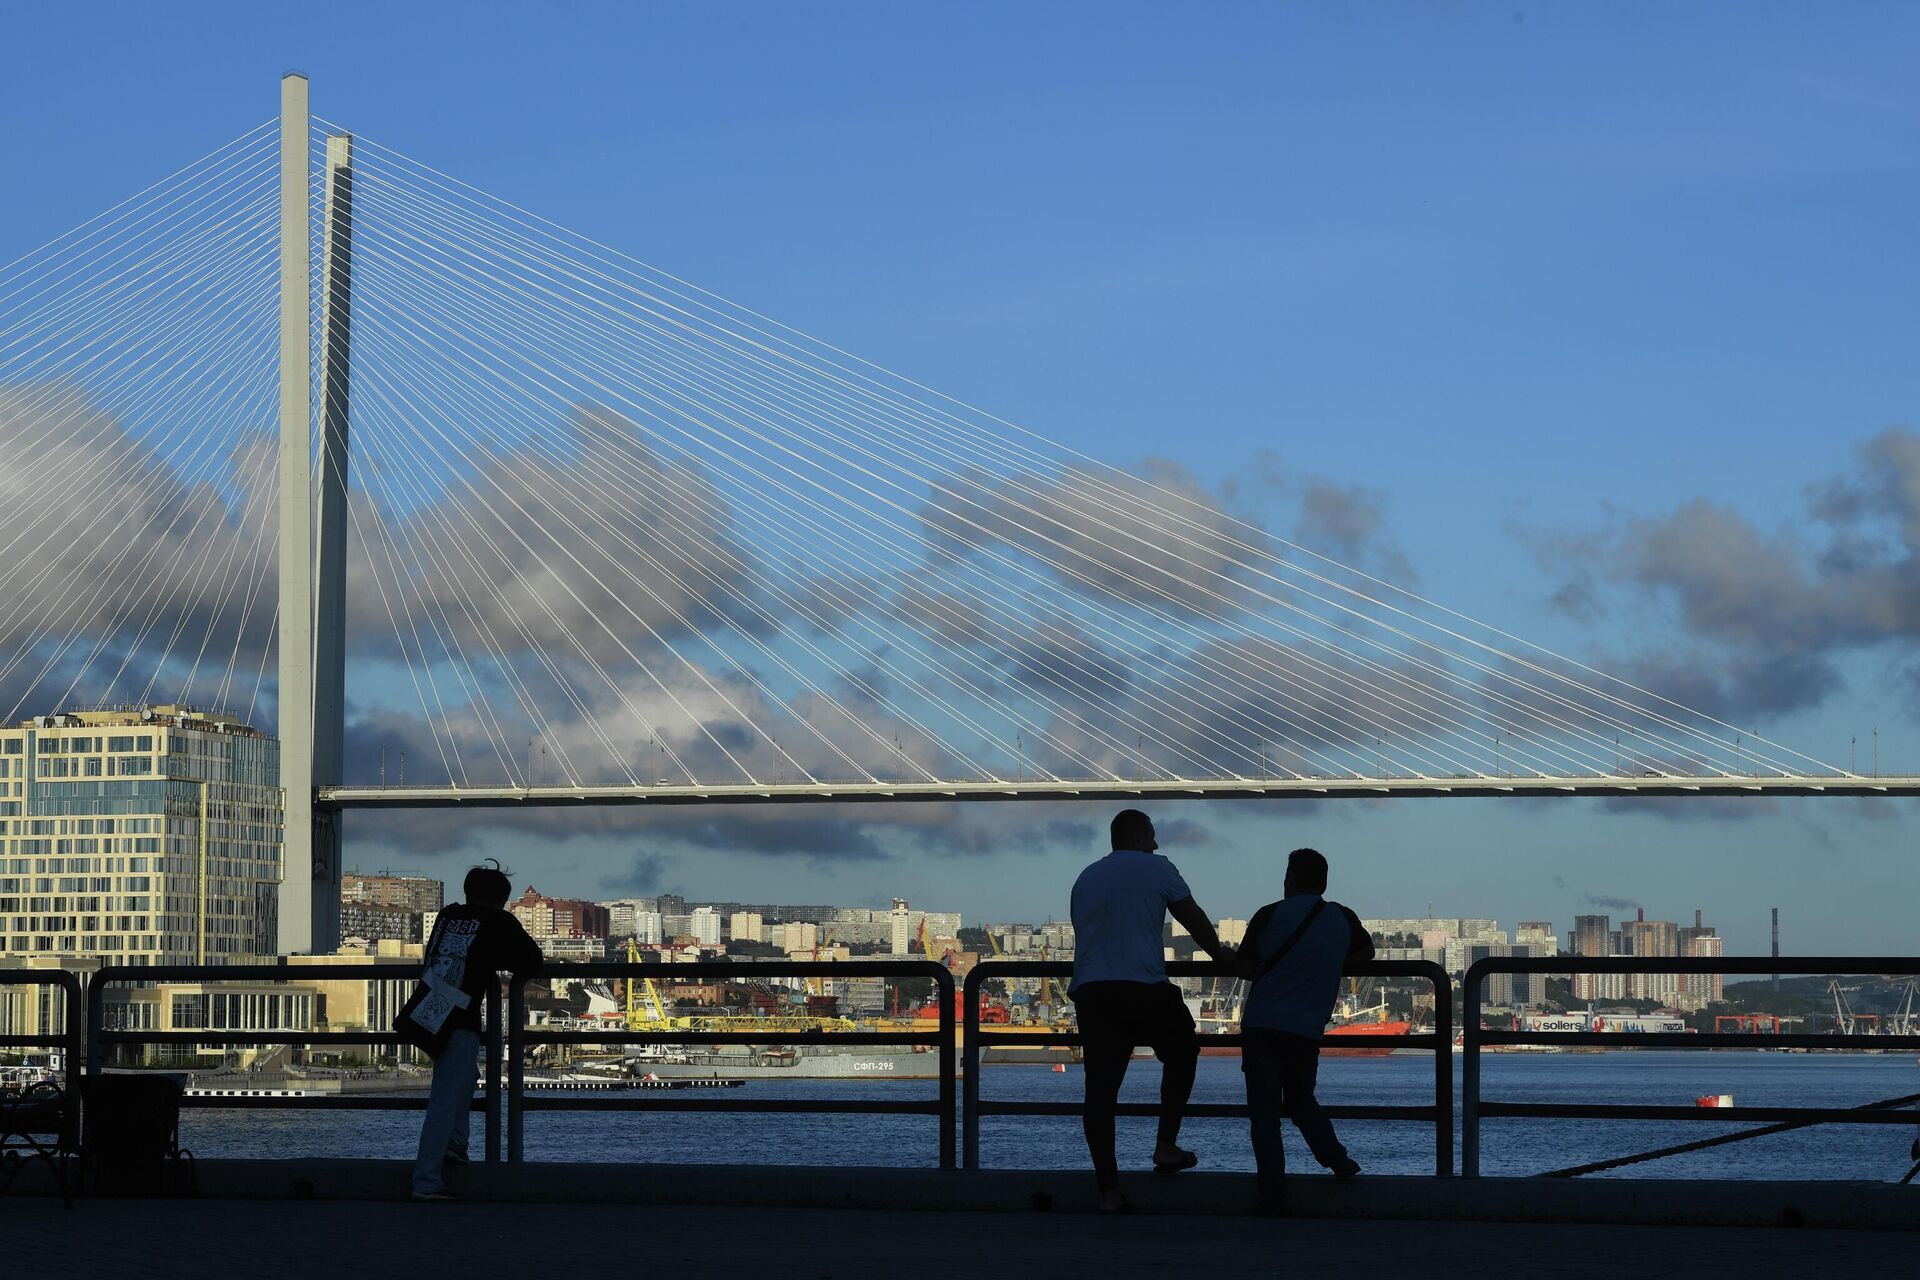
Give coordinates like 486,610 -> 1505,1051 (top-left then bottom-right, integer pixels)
18,1157 -> 1915,1231
3,1197 -> 1915,1279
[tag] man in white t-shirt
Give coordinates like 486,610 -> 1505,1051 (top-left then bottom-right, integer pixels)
1069,809 -> 1232,1213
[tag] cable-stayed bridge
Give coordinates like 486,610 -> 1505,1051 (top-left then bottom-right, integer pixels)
0,77 -> 1910,950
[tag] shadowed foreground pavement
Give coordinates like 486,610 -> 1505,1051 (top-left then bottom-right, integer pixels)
4,1198 -> 1915,1279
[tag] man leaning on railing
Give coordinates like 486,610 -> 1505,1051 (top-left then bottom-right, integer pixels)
1068,808 -> 1234,1214
1232,847 -> 1369,1216
394,860 -> 542,1201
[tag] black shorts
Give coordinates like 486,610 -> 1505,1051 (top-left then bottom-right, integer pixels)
1072,980 -> 1197,1059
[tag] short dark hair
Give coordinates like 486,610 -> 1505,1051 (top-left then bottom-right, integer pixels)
1285,847 -> 1329,895
463,861 -> 512,907
1110,808 -> 1153,849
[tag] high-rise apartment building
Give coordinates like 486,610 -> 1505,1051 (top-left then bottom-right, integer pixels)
1623,913 -> 1680,1002
511,887 -> 609,940
1678,910 -> 1723,1008
689,906 -> 723,945
889,898 -> 913,955
340,902 -> 417,944
341,872 -> 443,914
729,911 -> 764,944
0,707 -> 282,964
1515,922 -> 1559,955
1570,914 -> 1625,1001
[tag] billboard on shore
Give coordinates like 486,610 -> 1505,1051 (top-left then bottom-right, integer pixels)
1522,1013 -> 1690,1035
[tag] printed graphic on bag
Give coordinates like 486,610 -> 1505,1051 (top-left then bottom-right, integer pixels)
409,917 -> 478,1035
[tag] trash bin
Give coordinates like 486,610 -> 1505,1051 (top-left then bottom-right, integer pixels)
79,1074 -> 194,1196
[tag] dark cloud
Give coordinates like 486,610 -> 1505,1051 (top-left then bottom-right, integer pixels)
1525,428 -> 1920,722
599,851 -> 674,893
917,457 -> 1274,618
1293,478 -> 1417,587
0,391 -> 279,720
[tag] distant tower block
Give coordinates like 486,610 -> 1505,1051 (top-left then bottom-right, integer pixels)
1771,907 -> 1780,993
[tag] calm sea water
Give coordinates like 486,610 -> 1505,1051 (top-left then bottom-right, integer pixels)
176,1052 -> 1920,1181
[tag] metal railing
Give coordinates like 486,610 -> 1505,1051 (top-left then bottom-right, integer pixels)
0,970 -> 83,1086
963,959 -> 1453,1175
1461,955 -> 1920,1177
85,963 -> 509,1159
506,960 -> 956,1168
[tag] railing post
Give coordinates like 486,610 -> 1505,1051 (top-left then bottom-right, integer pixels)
1429,962 -> 1453,1177
935,962 -> 956,1169
961,966 -> 982,1170
61,971 -> 84,1157
84,969 -> 108,1078
1461,960 -> 1482,1178
484,983 -> 502,1162
507,978 -> 526,1163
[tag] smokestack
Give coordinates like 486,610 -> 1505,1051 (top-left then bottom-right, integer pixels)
1694,909 -> 1702,929
1771,908 -> 1780,993
1636,907 -> 1644,923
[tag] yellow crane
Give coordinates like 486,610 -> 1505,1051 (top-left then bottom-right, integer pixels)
622,937 -> 858,1035
622,938 -> 671,1028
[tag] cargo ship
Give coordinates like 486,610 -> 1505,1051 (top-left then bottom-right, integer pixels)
1320,1013 -> 1415,1057
1192,982 -> 1415,1057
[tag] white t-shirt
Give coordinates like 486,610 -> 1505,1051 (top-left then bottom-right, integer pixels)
1068,848 -> 1191,993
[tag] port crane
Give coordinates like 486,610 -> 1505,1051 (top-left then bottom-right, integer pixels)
1889,980 -> 1920,1036
621,938 -> 858,1035
1824,979 -> 1881,1035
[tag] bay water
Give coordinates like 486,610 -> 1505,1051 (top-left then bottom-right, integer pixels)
175,1051 -> 1920,1182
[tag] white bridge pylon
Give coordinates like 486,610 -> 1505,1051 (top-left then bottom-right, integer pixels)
0,76 -> 1903,952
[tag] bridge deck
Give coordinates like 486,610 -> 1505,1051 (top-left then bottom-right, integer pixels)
319,774 -> 1920,807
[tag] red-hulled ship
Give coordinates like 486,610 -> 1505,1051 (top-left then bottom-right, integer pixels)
1192,983 -> 1414,1057
1320,1014 -> 1415,1057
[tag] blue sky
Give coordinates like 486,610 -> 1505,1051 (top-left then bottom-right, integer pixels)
3,3 -> 1917,951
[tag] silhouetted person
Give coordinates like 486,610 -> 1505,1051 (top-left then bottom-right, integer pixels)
1233,847 -> 1369,1215
1070,809 -> 1233,1213
397,861 -> 541,1201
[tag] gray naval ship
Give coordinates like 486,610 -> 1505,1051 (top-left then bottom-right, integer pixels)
620,1043 -> 940,1080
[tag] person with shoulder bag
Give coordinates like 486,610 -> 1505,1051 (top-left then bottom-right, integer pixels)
395,861 -> 542,1201
1232,847 -> 1370,1216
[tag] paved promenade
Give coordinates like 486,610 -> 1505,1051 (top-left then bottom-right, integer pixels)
5,1197 -> 1914,1278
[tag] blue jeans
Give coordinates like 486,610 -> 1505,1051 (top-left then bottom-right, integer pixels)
412,1028 -> 480,1194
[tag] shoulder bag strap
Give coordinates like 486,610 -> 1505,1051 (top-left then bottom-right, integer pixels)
1252,900 -> 1327,984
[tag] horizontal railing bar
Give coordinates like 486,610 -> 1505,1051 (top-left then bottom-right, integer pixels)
97,1032 -> 405,1046
525,960 -> 954,979
175,1095 -> 470,1110
1466,956 -> 1920,975
967,959 -> 1433,977
520,1031 -> 944,1046
969,1031 -> 1443,1048
971,1102 -> 1439,1120
1477,1032 -> 1920,1050
86,964 -> 433,982
517,1098 -> 943,1114
1479,1102 -> 1920,1124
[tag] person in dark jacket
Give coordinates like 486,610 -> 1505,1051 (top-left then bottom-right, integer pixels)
406,862 -> 542,1201
1232,847 -> 1370,1215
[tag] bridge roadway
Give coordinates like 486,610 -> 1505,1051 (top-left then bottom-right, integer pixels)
8,1164 -> 1916,1278
320,773 -> 1920,808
